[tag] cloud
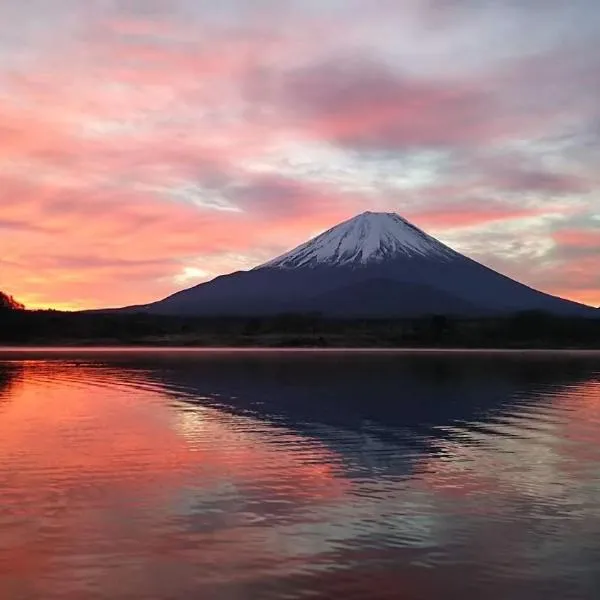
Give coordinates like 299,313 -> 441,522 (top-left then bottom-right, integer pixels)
553,229 -> 600,251
543,227 -> 600,305
0,170 -> 360,309
473,159 -> 591,195
269,58 -> 501,151
404,198 -> 555,229
0,0 -> 599,308
228,175 -> 365,219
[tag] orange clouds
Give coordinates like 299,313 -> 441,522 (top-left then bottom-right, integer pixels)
405,201 -> 550,229
0,167 -> 363,308
0,14 -> 361,309
1,4 -> 599,309
553,229 -> 600,250
276,59 -> 524,151
0,183 -> 353,309
538,231 -> 600,307
546,257 -> 600,308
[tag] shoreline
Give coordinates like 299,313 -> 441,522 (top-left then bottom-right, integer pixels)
2,345 -> 600,355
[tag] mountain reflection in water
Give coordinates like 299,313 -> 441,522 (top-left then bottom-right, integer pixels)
0,350 -> 599,600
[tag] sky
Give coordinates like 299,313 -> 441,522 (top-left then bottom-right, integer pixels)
0,0 -> 599,310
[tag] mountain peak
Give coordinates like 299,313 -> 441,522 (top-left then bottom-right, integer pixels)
258,211 -> 456,270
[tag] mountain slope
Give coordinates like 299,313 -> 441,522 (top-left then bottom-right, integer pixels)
261,211 -> 456,268
134,212 -> 596,318
302,278 -> 481,317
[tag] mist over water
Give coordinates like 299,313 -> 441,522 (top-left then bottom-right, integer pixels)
1,350 -> 600,600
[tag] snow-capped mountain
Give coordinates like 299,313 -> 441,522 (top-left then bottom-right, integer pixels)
131,211 -> 596,318
260,211 -> 456,268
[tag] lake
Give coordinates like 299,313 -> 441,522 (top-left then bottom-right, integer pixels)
1,349 -> 600,600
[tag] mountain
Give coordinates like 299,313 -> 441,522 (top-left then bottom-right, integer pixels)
261,211 -> 456,268
133,211 -> 596,318
300,278 -> 480,317
0,292 -> 24,311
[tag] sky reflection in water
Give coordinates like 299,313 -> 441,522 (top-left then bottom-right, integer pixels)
0,350 -> 599,599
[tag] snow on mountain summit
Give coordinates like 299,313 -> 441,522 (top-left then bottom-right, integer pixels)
258,211 -> 456,269
136,210 -> 596,318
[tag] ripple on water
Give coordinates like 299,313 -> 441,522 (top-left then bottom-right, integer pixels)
0,352 -> 599,600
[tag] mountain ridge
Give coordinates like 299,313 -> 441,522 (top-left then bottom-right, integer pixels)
120,211 -> 596,318
258,211 -> 456,269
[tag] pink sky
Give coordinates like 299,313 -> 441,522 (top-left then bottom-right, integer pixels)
0,1 -> 599,310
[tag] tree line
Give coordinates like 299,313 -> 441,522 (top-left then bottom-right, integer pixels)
1,307 -> 599,348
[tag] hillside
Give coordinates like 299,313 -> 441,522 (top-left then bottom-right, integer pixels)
0,292 -> 24,311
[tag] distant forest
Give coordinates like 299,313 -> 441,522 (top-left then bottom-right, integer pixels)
0,292 -> 25,311
1,305 -> 599,348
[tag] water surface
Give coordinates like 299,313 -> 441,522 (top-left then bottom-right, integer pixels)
1,349 -> 600,599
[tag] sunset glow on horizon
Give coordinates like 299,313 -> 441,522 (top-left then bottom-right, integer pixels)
1,1 -> 599,310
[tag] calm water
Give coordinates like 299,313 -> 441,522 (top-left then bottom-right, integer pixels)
1,349 -> 600,600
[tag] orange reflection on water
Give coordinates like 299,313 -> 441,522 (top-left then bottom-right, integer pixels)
0,361 -> 348,599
